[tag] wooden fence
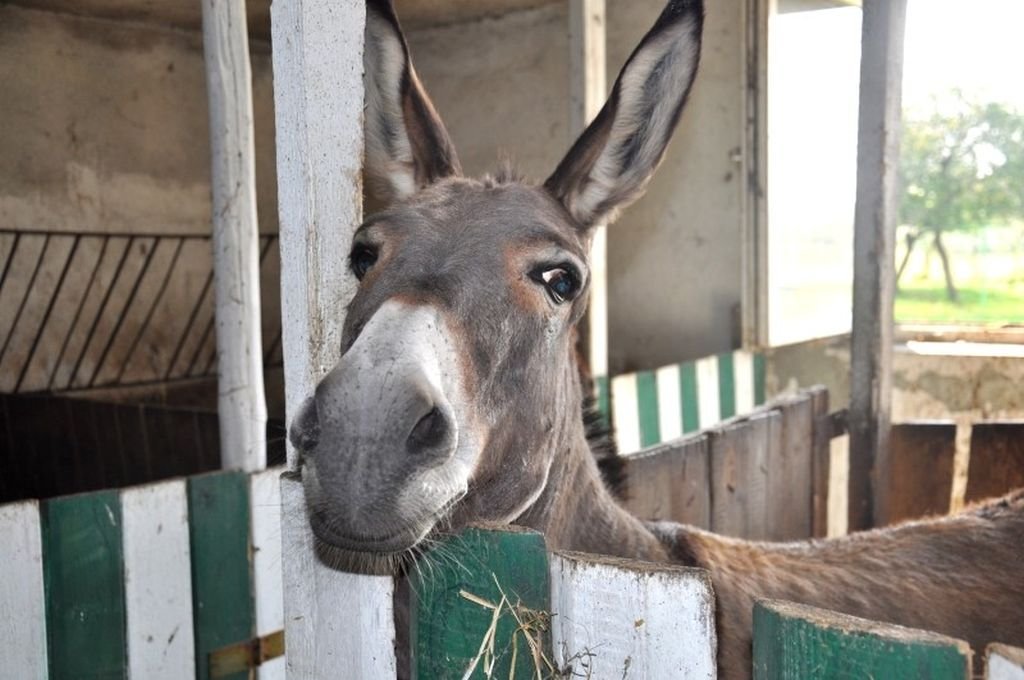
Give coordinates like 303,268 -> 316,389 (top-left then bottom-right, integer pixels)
3,386 -> 1023,678
608,350 -> 767,453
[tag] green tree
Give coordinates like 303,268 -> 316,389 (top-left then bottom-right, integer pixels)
899,97 -> 1024,301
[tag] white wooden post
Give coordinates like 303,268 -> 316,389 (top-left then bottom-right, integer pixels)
550,551 -> 716,678
201,0 -> 268,471
570,0 -> 608,379
848,0 -> 906,531
272,0 -> 397,677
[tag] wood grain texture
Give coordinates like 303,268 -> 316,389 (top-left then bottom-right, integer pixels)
988,644 -> 1024,680
187,471 -> 253,680
753,599 -> 971,680
411,526 -> 550,679
202,0 -> 267,472
966,423 -> 1024,504
622,434 -> 711,529
809,386 -> 831,538
250,468 -> 285,680
279,473 -> 396,680
880,422 -> 956,525
42,489 -> 127,679
0,500 -> 48,679
709,412 -> 777,539
766,393 -> 814,540
848,0 -> 907,531
550,551 -> 715,680
122,479 -> 196,680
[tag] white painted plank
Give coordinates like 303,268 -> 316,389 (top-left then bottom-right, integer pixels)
550,551 -> 716,679
570,0 -> 608,380
280,474 -> 396,679
695,355 -> 720,428
0,501 -> 48,680
988,644 -> 1024,680
272,0 -> 363,471
122,481 -> 195,680
656,363 -> 683,442
733,350 -> 755,413
202,0 -> 267,472
251,468 -> 284,680
612,372 -> 642,454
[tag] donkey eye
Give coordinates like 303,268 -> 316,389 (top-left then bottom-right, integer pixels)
349,244 -> 379,280
531,265 -> 581,304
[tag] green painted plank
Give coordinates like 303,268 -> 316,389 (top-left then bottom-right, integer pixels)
680,362 -> 700,433
717,352 -> 736,420
188,471 -> 253,680
411,526 -> 551,679
42,490 -> 127,680
754,353 -> 767,405
753,599 -> 972,680
595,374 -> 610,426
636,370 -> 661,448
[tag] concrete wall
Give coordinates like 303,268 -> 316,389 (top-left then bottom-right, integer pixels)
0,4 -> 278,237
768,334 -> 1024,421
406,0 -> 753,375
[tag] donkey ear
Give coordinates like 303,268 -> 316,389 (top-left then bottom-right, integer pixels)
545,0 -> 704,230
364,0 -> 461,203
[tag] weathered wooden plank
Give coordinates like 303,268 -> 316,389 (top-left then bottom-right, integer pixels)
709,412 -> 776,539
550,551 -> 715,679
680,361 -> 700,433
717,351 -> 737,419
695,355 -> 720,429
880,422 -> 956,525
42,489 -> 127,679
734,350 -> 756,413
636,370 -> 661,449
612,372 -> 642,454
655,363 -> 683,442
411,525 -> 550,679
250,468 -> 285,680
622,434 -> 711,529
809,386 -> 831,537
848,0 -> 907,532
122,480 -> 196,680
753,599 -> 971,680
988,643 -> 1024,680
187,471 -> 253,680
202,0 -> 267,472
279,473 -> 395,680
0,500 -> 48,679
766,393 -> 814,540
966,423 -> 1024,504
570,0 -> 607,384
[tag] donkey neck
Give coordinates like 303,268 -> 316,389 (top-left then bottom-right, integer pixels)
514,394 -> 670,563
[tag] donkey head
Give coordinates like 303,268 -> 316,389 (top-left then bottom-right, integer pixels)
289,0 -> 704,574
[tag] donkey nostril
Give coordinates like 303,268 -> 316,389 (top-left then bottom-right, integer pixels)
289,396 -> 320,452
407,406 -> 450,454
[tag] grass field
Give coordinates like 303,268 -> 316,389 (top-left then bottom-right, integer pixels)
894,226 -> 1024,325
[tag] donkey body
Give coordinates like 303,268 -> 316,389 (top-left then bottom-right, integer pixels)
289,1 -> 1024,677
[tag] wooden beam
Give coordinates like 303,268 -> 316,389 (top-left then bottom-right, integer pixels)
847,0 -> 906,532
271,1 -> 397,677
570,0 -> 608,379
201,0 -> 267,472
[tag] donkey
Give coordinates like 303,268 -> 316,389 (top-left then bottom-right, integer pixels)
289,0 -> 1024,677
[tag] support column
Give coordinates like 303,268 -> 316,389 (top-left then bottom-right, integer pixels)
848,0 -> 907,532
201,0 -> 267,472
570,0 -> 609,388
272,0 -> 396,676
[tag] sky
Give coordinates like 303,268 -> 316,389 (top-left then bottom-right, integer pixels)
903,0 -> 1024,115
